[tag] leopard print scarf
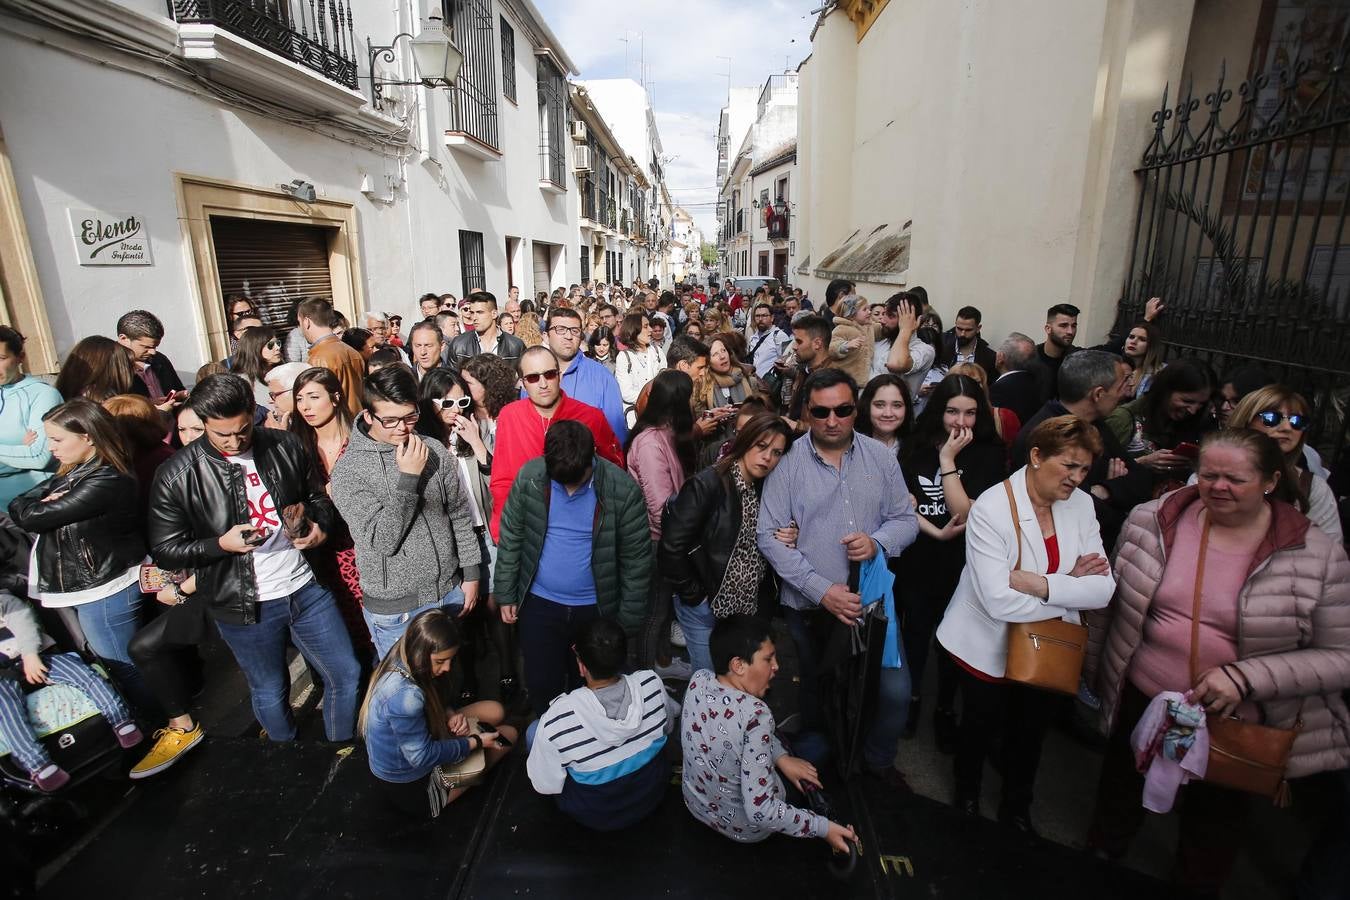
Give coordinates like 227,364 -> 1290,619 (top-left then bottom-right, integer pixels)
711,465 -> 767,618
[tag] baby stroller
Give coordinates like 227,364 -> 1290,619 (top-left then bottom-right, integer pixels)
0,515 -> 127,877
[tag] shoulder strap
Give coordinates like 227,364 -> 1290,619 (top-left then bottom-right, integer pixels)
1189,512 -> 1211,685
749,330 -> 773,358
1003,480 -> 1023,571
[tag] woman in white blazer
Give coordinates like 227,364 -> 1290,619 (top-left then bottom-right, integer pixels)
615,312 -> 667,426
935,415 -> 1115,834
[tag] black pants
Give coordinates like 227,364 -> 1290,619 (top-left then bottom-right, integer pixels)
899,566 -> 962,707
636,540 -> 671,668
518,594 -> 599,717
1089,682 -> 1250,894
127,611 -> 201,720
953,659 -> 1060,814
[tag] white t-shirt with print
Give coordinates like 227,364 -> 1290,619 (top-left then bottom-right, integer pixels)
228,449 -> 313,601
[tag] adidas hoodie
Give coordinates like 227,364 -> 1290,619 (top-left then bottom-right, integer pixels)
526,669 -> 678,830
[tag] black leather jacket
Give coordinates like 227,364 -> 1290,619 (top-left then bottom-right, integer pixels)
9,462 -> 145,595
658,465 -> 777,605
445,330 -> 525,371
146,429 -> 335,625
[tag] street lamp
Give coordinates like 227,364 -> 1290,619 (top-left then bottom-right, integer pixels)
367,14 -> 463,107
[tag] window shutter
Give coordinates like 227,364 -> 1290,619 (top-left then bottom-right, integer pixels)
210,216 -> 334,329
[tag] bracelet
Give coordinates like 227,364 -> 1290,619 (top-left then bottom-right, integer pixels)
171,583 -> 190,606
1219,665 -> 1248,699
939,469 -> 960,478
467,734 -> 480,750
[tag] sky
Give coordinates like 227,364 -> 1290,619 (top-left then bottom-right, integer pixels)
533,0 -> 816,241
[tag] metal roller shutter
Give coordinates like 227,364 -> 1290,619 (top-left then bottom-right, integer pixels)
210,216 -> 334,330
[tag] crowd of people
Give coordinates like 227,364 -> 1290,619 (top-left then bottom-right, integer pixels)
2,275 -> 1348,898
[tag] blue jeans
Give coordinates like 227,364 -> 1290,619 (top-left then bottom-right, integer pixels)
518,594 -> 599,717
75,580 -> 152,714
362,585 -> 466,662
862,664 -> 912,771
215,580 -> 360,741
0,652 -> 133,772
673,598 -> 715,675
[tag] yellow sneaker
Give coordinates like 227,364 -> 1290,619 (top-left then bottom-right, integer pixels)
129,724 -> 203,780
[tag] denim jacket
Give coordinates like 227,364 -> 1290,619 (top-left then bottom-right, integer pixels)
364,664 -> 472,783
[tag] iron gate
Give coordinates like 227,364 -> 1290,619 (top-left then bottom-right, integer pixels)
1117,37 -> 1350,463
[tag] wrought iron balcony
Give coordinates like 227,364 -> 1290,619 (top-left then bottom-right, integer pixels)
582,184 -> 597,222
170,0 -> 359,89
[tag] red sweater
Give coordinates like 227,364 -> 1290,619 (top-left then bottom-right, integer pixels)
488,393 -> 624,541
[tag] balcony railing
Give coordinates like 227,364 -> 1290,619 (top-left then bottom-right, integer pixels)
735,209 -> 746,235
603,199 -> 617,230
768,214 -> 789,240
169,0 -> 359,89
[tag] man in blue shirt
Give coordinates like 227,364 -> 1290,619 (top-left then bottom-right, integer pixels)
757,369 -> 918,777
493,421 -> 650,716
544,308 -> 628,443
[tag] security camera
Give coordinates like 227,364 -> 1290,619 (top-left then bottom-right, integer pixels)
279,179 -> 317,203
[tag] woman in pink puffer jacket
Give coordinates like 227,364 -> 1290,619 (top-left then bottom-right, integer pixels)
1084,429 -> 1350,894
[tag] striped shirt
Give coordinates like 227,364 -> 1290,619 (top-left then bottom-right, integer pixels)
757,430 -> 919,611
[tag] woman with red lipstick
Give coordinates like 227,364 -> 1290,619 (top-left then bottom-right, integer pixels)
288,366 -> 370,658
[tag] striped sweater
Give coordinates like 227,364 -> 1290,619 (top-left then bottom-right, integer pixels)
527,670 -> 677,830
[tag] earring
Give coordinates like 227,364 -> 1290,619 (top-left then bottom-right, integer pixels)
1032,464 -> 1040,469
1263,489 -> 1271,495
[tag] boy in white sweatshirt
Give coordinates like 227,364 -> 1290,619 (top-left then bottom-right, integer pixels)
526,618 -> 677,829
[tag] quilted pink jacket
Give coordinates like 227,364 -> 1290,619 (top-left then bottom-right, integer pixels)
1087,486 -> 1350,778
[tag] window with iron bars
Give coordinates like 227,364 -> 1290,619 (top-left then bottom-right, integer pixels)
445,0 -> 498,150
537,55 -> 567,187
499,16 -> 515,103
458,230 -> 486,297
580,244 -> 590,282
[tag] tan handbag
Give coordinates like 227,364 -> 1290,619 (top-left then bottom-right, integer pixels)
433,716 -> 487,791
1002,480 -> 1087,695
1189,516 -> 1299,804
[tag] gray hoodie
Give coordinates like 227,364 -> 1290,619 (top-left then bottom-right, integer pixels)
329,425 -> 483,615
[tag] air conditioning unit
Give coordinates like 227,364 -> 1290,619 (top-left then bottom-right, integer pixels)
574,144 -> 592,172
570,120 -> 588,142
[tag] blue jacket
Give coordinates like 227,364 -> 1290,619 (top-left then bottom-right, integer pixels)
0,376 -> 61,512
560,353 -> 628,444
364,665 -> 473,783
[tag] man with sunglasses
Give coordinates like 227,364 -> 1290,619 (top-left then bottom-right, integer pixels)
329,365 -> 483,659
488,347 -> 623,542
446,291 -> 526,371
757,368 -> 918,767
545,308 -> 627,443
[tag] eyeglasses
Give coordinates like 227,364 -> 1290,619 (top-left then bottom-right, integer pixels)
808,403 -> 857,420
268,388 -> 289,401
370,411 -> 420,429
549,325 -> 582,337
1256,410 -> 1309,431
521,369 -> 560,384
432,396 -> 472,411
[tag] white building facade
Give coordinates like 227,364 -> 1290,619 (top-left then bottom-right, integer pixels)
717,73 -> 798,284
0,0 -> 581,376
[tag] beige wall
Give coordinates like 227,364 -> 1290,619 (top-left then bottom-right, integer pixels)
798,0 -> 1202,345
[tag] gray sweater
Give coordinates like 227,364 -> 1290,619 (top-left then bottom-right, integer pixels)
0,591 -> 55,661
329,425 -> 483,615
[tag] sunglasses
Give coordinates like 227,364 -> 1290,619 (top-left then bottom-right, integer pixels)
370,411 -> 420,429
265,340 -> 281,350
1256,410 -> 1309,431
521,369 -> 560,384
808,403 -> 857,420
432,396 -> 472,411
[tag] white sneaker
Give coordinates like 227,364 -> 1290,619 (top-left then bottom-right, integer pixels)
670,622 -> 687,648
654,657 -> 693,681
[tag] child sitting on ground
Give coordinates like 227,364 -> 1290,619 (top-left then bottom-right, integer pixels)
0,591 -> 142,791
526,618 -> 678,830
681,615 -> 855,850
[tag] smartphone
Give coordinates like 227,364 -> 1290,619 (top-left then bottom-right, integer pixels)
242,526 -> 270,546
1173,442 -> 1200,460
478,722 -> 511,748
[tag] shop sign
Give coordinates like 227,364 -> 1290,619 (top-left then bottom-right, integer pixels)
69,208 -> 153,266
